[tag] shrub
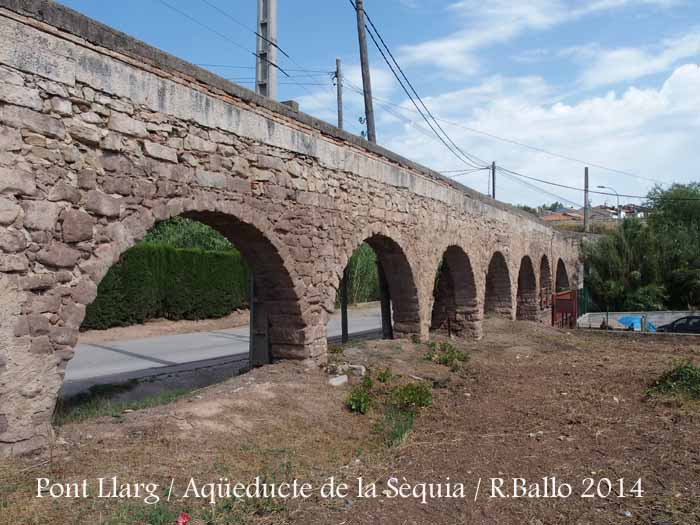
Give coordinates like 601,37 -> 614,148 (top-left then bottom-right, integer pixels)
346,386 -> 371,414
82,243 -> 249,330
648,360 -> 700,400
391,382 -> 432,410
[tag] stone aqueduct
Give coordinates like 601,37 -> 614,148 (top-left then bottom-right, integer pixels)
0,0 -> 581,456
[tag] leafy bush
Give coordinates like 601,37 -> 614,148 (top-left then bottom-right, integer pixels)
143,216 -> 234,251
346,386 -> 372,414
337,243 -> 380,306
390,382 -> 432,410
648,360 -> 700,400
82,243 -> 249,330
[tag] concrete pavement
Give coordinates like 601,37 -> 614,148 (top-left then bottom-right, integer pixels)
64,306 -> 382,393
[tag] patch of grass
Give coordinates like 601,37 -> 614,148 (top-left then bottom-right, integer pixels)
373,405 -> 415,447
424,341 -> 470,372
328,344 -> 344,355
361,375 -> 374,390
390,382 -> 432,410
648,360 -> 700,400
54,383 -> 193,425
346,386 -> 372,414
377,368 -> 393,384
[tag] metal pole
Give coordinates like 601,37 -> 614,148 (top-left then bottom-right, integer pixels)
491,161 -> 496,199
256,0 -> 278,99
377,260 -> 393,339
336,62 -> 349,343
584,167 -> 590,233
341,268 -> 349,343
336,58 -> 343,129
355,0 -> 376,143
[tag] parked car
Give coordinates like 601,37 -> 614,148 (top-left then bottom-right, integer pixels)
656,316 -> 700,334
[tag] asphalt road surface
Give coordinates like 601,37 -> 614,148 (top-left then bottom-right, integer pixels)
63,306 -> 381,394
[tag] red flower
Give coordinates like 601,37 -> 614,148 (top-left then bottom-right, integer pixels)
176,512 -> 190,525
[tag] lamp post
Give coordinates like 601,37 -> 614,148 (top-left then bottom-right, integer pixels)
597,185 -> 621,220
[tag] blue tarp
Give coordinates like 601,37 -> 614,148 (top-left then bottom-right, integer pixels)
617,315 -> 657,332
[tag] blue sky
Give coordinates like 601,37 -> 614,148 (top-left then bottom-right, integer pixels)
58,0 -> 700,207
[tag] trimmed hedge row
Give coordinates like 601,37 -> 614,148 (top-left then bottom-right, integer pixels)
82,243 -> 249,330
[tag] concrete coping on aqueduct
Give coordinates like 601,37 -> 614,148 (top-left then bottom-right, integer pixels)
1,0 -> 581,237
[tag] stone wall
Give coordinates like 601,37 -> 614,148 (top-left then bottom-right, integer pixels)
0,1 -> 581,456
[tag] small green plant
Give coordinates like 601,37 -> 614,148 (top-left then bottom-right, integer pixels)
328,344 -> 344,355
377,368 -> 393,383
346,386 -> 372,414
373,406 -> 415,447
361,375 -> 374,390
648,360 -> 700,400
391,382 -> 432,410
424,341 -> 469,372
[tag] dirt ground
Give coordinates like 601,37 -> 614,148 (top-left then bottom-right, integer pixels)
3,319 -> 700,524
77,310 -> 251,344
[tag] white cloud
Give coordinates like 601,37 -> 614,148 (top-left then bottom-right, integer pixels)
398,0 -> 683,76
380,64 -> 700,206
576,30 -> 700,88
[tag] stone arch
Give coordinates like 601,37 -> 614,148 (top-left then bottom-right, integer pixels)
3,201 -> 311,457
539,255 -> 552,310
555,258 -> 570,292
337,232 -> 421,338
431,245 -> 481,338
516,256 -> 538,321
484,251 -> 513,318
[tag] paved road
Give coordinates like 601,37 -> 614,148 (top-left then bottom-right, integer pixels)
65,306 -> 382,384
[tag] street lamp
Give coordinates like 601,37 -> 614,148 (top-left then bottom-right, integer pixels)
597,185 -> 621,220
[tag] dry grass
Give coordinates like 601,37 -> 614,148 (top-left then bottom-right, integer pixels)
3,320 -> 700,524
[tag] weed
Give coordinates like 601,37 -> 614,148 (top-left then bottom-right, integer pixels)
328,344 -> 344,355
648,360 -> 700,400
54,384 -> 193,425
373,406 -> 415,447
377,368 -> 393,383
390,382 -> 432,410
361,375 -> 374,390
424,341 -> 469,372
346,386 -> 372,414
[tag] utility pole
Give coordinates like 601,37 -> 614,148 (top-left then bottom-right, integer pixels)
583,167 -> 590,233
256,0 -> 277,99
491,161 -> 496,199
355,0 -> 391,338
336,58 -> 349,343
355,0 -> 376,142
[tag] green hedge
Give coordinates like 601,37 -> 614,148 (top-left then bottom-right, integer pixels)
82,243 -> 249,330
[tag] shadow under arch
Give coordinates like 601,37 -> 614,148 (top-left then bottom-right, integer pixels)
431,245 -> 481,338
338,233 -> 421,338
540,255 -> 553,310
555,258 -> 570,292
182,210 -> 307,360
484,251 -> 513,318
516,255 -> 537,321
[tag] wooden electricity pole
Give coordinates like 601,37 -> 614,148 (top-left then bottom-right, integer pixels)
355,0 -> 391,339
491,161 -> 496,199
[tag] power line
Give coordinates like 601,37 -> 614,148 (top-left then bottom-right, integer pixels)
497,166 -> 700,202
198,0 -> 290,58
353,85 -> 662,186
155,0 -> 291,78
348,0 -> 486,171
359,3 -> 489,170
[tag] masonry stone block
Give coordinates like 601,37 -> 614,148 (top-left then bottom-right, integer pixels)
0,4 -> 582,458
